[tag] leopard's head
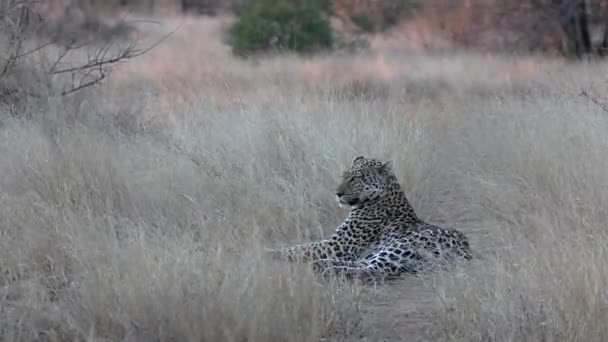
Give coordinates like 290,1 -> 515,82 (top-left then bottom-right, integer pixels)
335,156 -> 394,207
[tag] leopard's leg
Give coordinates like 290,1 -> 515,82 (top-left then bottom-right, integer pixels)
267,240 -> 337,262
357,241 -> 427,278
454,231 -> 473,261
311,258 -> 399,281
310,259 -> 362,279
416,227 -> 474,265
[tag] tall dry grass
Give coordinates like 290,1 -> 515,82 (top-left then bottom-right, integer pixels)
1,16 -> 608,341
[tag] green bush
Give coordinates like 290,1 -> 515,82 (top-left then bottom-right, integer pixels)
379,0 -> 422,31
350,12 -> 374,33
228,0 -> 334,55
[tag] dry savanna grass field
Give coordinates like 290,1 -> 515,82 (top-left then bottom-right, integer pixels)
2,15 -> 608,341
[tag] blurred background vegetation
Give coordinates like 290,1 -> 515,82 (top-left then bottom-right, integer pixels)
3,0 -> 608,109
6,0 -> 608,57
4,0 -> 608,110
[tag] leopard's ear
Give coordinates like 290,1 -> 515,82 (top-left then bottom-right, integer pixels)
377,160 -> 393,174
353,156 -> 365,163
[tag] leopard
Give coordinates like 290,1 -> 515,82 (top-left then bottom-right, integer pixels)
268,156 -> 472,280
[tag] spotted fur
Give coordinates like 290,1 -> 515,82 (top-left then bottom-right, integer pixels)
271,156 -> 472,280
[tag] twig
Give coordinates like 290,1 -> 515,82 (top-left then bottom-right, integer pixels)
580,90 -> 608,113
6,40 -> 54,61
1,0 -> 181,98
60,69 -> 106,96
56,24 -> 180,96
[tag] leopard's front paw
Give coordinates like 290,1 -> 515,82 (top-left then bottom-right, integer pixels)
263,247 -> 286,260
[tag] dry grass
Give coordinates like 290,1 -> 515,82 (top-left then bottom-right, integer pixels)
1,16 -> 608,341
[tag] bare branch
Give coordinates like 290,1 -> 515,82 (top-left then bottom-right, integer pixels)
580,90 -> 608,113
60,69 -> 106,96
51,25 -> 178,75
48,46 -> 71,74
1,0 -> 177,100
51,23 -> 180,96
10,40 -> 54,60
